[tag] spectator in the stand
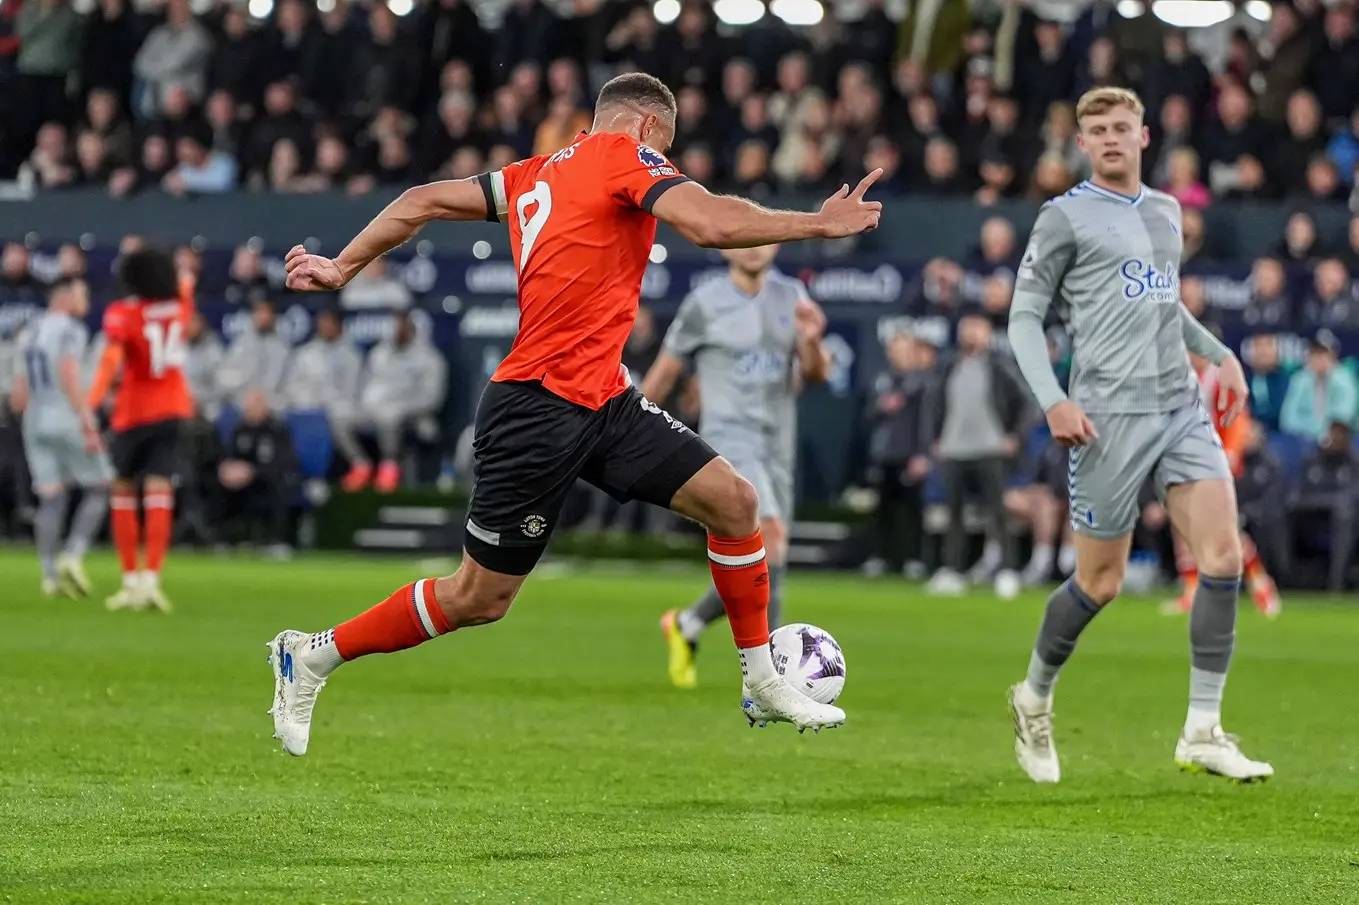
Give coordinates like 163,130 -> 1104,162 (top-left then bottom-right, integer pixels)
1235,420 -> 1291,581
1072,36 -> 1124,99
925,311 -> 1033,598
1280,330 -> 1358,443
0,244 -> 41,304
1162,147 -> 1211,210
1302,258 -> 1358,329
920,137 -> 965,195
80,0 -> 140,114
1246,333 -> 1290,433
417,91 -> 482,178
979,274 -> 1013,329
917,257 -> 964,318
494,0 -> 554,76
416,0 -> 487,115
672,86 -> 714,158
352,3 -> 419,118
1310,3 -> 1359,125
225,243 -> 271,307
678,145 -> 715,186
439,146 -> 483,181
246,82 -> 308,181
532,96 -> 591,157
218,298 -> 291,410
974,148 -> 1016,205
183,309 -> 225,420
863,330 -> 936,578
132,0 -> 213,117
1181,206 -> 1207,262
82,88 -> 133,168
1306,155 -> 1347,202
26,122 -> 77,189
300,0 -> 363,118
262,0 -> 316,91
730,94 -> 780,174
1327,107 -> 1359,186
485,86 -> 534,158
56,244 -> 86,280
862,135 -> 905,194
203,91 -> 244,160
163,129 -> 237,196
257,138 -> 309,193
207,4 -> 265,108
15,0 -> 83,155
1290,419 -> 1359,592
339,258 -> 411,311
1037,102 -> 1086,183
1199,82 -> 1269,197
1255,1 -> 1317,126
1348,217 -> 1359,268
174,243 -> 202,291
1244,257 -> 1293,331
1179,275 -> 1218,335
506,62 -> 544,128
298,132 -> 359,193
1273,90 -> 1328,198
731,140 -> 774,198
1014,21 -> 1074,129
333,310 -> 447,494
769,52 -> 824,137
771,95 -> 840,191
1142,30 -> 1211,121
1278,211 -> 1322,265
1148,94 -> 1195,187
1029,152 -> 1074,198
621,304 -> 660,387
216,389 -> 298,556
964,217 -> 1017,285
714,58 -> 757,142
283,308 -> 362,424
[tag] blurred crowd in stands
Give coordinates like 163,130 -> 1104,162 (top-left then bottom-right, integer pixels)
1,0 -> 1358,208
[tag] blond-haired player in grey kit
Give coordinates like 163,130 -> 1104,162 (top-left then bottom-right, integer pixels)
1005,87 -> 1273,783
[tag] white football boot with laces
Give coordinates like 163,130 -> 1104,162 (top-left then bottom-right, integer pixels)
57,554 -> 92,597
742,677 -> 846,732
1175,726 -> 1273,782
267,630 -> 328,756
1009,684 -> 1061,783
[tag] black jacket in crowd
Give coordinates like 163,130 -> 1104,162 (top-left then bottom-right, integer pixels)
921,349 -> 1036,449
865,367 -> 938,469
227,416 -> 299,488
1235,447 -> 1287,509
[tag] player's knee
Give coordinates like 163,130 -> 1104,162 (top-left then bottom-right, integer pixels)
709,472 -> 759,537
1197,532 -> 1244,578
1074,560 -> 1125,606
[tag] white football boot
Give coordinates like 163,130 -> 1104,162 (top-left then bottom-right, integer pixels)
742,677 -> 846,733
105,578 -> 148,611
928,568 -> 967,597
1009,684 -> 1061,783
1174,726 -> 1273,782
57,554 -> 92,597
266,630 -> 328,756
140,572 -> 173,613
994,569 -> 1022,600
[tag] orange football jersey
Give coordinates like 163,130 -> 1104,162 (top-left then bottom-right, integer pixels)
479,131 -> 689,410
102,298 -> 195,431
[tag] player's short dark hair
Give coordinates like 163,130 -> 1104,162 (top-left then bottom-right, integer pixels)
595,73 -> 677,119
47,275 -> 84,299
116,246 -> 178,301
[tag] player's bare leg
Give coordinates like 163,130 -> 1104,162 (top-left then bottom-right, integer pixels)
268,557 -> 525,755
106,477 -> 148,611
663,514 -> 787,690
1240,530 -> 1280,618
1010,531 -> 1130,783
1162,527 -> 1197,615
1165,478 -> 1272,781
669,459 -> 844,731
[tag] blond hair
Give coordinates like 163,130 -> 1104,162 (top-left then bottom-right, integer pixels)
1075,87 -> 1145,124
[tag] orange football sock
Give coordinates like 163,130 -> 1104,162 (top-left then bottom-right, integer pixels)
707,530 -> 770,649
333,578 -> 451,661
1242,533 -> 1266,584
143,491 -> 174,574
110,490 -> 140,576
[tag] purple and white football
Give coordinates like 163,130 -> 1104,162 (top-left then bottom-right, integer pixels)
769,623 -> 846,705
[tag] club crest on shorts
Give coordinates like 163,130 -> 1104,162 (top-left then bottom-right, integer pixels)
521,514 -> 547,538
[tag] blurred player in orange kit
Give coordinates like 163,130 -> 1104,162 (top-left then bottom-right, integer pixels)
87,247 -> 195,613
1166,351 -> 1281,618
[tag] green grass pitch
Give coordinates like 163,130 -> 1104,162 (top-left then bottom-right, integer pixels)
2,549 -> 1359,904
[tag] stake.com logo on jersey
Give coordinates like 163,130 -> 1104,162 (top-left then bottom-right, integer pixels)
1119,259 -> 1179,304
638,145 -> 676,177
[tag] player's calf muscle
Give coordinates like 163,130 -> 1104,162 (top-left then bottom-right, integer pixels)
433,562 -> 524,628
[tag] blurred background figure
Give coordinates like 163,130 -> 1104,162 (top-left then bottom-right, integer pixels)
216,389 -> 298,559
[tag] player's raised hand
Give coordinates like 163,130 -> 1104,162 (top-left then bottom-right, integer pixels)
1216,355 -> 1250,426
284,245 -> 346,291
1046,400 -> 1099,448
817,169 -> 883,238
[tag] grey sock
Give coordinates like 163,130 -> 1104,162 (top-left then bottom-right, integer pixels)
34,491 -> 69,582
1024,579 -> 1103,698
1189,573 -> 1239,712
64,488 -> 109,559
686,586 -> 726,639
767,564 -> 786,631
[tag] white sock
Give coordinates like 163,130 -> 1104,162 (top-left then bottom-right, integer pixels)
1028,544 -> 1054,573
122,572 -> 139,589
977,539 -> 1001,568
301,628 -> 344,677
1184,706 -> 1221,740
140,569 -> 159,588
1017,678 -> 1051,711
1058,545 -> 1077,575
738,644 -> 778,685
677,609 -> 705,643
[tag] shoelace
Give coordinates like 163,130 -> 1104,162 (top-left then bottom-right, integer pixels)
1024,711 -> 1054,750
288,674 -> 327,720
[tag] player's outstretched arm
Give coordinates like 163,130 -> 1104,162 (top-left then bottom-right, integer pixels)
285,178 -> 490,291
651,171 -> 883,249
640,351 -> 684,403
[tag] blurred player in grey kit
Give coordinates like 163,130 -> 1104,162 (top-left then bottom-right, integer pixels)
642,244 -> 830,689
9,277 -> 112,597
1005,87 -> 1273,784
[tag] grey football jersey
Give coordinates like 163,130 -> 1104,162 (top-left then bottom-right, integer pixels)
1012,182 -> 1197,415
20,312 -> 88,435
662,271 -> 806,460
